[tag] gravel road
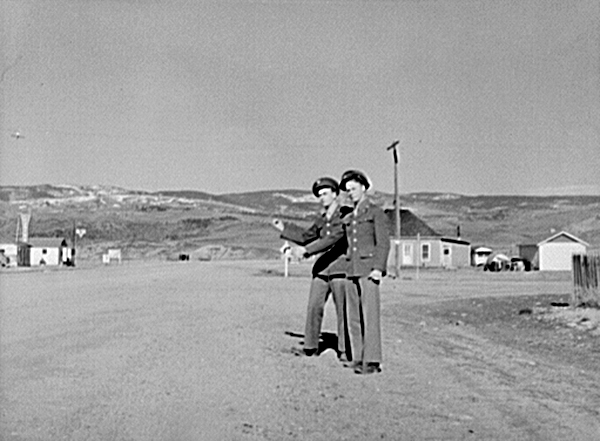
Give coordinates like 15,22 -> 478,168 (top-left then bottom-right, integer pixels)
1,261 -> 598,440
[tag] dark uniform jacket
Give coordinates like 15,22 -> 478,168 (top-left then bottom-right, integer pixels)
344,198 -> 391,278
280,203 -> 352,277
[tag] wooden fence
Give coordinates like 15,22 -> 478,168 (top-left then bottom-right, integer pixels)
572,253 -> 600,307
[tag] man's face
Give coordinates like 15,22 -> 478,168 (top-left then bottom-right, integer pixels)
317,188 -> 336,207
345,180 -> 365,203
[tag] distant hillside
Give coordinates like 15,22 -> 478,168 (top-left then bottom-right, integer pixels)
1,184 -> 598,261
155,189 -> 218,201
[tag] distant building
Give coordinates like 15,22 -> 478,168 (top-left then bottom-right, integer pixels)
472,246 -> 493,267
18,238 -> 72,267
0,240 -> 18,267
536,231 -> 589,271
385,209 -> 471,268
516,244 -> 538,267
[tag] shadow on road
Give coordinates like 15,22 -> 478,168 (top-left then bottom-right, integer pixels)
284,331 -> 339,356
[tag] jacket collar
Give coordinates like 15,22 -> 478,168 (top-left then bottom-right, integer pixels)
322,200 -> 339,220
353,196 -> 368,215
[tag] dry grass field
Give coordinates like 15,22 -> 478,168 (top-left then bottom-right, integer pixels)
1,261 -> 599,440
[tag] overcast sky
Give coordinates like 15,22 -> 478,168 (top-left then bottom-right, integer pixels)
1,0 -> 599,196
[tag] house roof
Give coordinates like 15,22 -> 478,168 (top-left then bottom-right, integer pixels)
24,238 -> 69,248
385,209 -> 441,237
441,237 -> 470,246
537,231 -> 589,247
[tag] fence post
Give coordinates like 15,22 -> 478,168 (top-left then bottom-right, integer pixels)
572,253 -> 600,307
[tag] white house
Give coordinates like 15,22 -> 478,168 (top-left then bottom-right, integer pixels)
537,231 -> 589,271
0,240 -> 18,267
21,238 -> 71,266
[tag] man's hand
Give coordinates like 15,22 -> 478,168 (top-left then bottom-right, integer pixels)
368,269 -> 382,282
272,218 -> 284,232
291,245 -> 308,260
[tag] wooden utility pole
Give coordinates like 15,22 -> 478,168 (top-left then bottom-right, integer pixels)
387,140 -> 401,278
416,233 -> 420,280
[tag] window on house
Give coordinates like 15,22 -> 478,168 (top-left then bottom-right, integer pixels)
42,249 -> 47,254
421,243 -> 430,261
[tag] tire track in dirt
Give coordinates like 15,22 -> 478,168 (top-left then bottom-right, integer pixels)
388,303 -> 600,441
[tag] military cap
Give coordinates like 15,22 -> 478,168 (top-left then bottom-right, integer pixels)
340,169 -> 371,191
312,177 -> 339,197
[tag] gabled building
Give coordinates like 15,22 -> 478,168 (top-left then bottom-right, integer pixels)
517,231 -> 590,271
385,209 -> 471,268
536,231 -> 589,271
18,238 -> 72,267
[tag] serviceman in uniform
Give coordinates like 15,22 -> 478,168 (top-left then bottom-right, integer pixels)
339,170 -> 390,374
272,177 -> 351,362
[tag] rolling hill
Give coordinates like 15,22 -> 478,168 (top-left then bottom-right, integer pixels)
1,185 -> 598,262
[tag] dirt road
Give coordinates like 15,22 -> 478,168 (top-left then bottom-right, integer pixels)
1,261 -> 599,440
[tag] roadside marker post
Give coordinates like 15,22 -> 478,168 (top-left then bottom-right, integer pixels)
280,241 -> 291,277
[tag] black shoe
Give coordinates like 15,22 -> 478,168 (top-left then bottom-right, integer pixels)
338,352 -> 349,363
356,362 -> 381,375
290,346 -> 317,357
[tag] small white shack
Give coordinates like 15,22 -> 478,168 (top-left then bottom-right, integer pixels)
0,240 -> 18,267
25,238 -> 71,266
537,231 -> 588,271
472,246 -> 493,267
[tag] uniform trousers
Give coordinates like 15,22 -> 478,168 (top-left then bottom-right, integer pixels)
346,276 -> 382,364
303,275 -> 347,356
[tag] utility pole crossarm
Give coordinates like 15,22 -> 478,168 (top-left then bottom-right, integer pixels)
387,140 -> 400,164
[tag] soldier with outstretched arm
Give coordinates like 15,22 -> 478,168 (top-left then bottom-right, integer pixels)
272,177 -> 352,362
339,169 -> 390,375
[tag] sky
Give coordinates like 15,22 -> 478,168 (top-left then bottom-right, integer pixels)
1,0 -> 599,196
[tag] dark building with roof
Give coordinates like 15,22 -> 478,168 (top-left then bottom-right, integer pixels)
385,209 -> 471,268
